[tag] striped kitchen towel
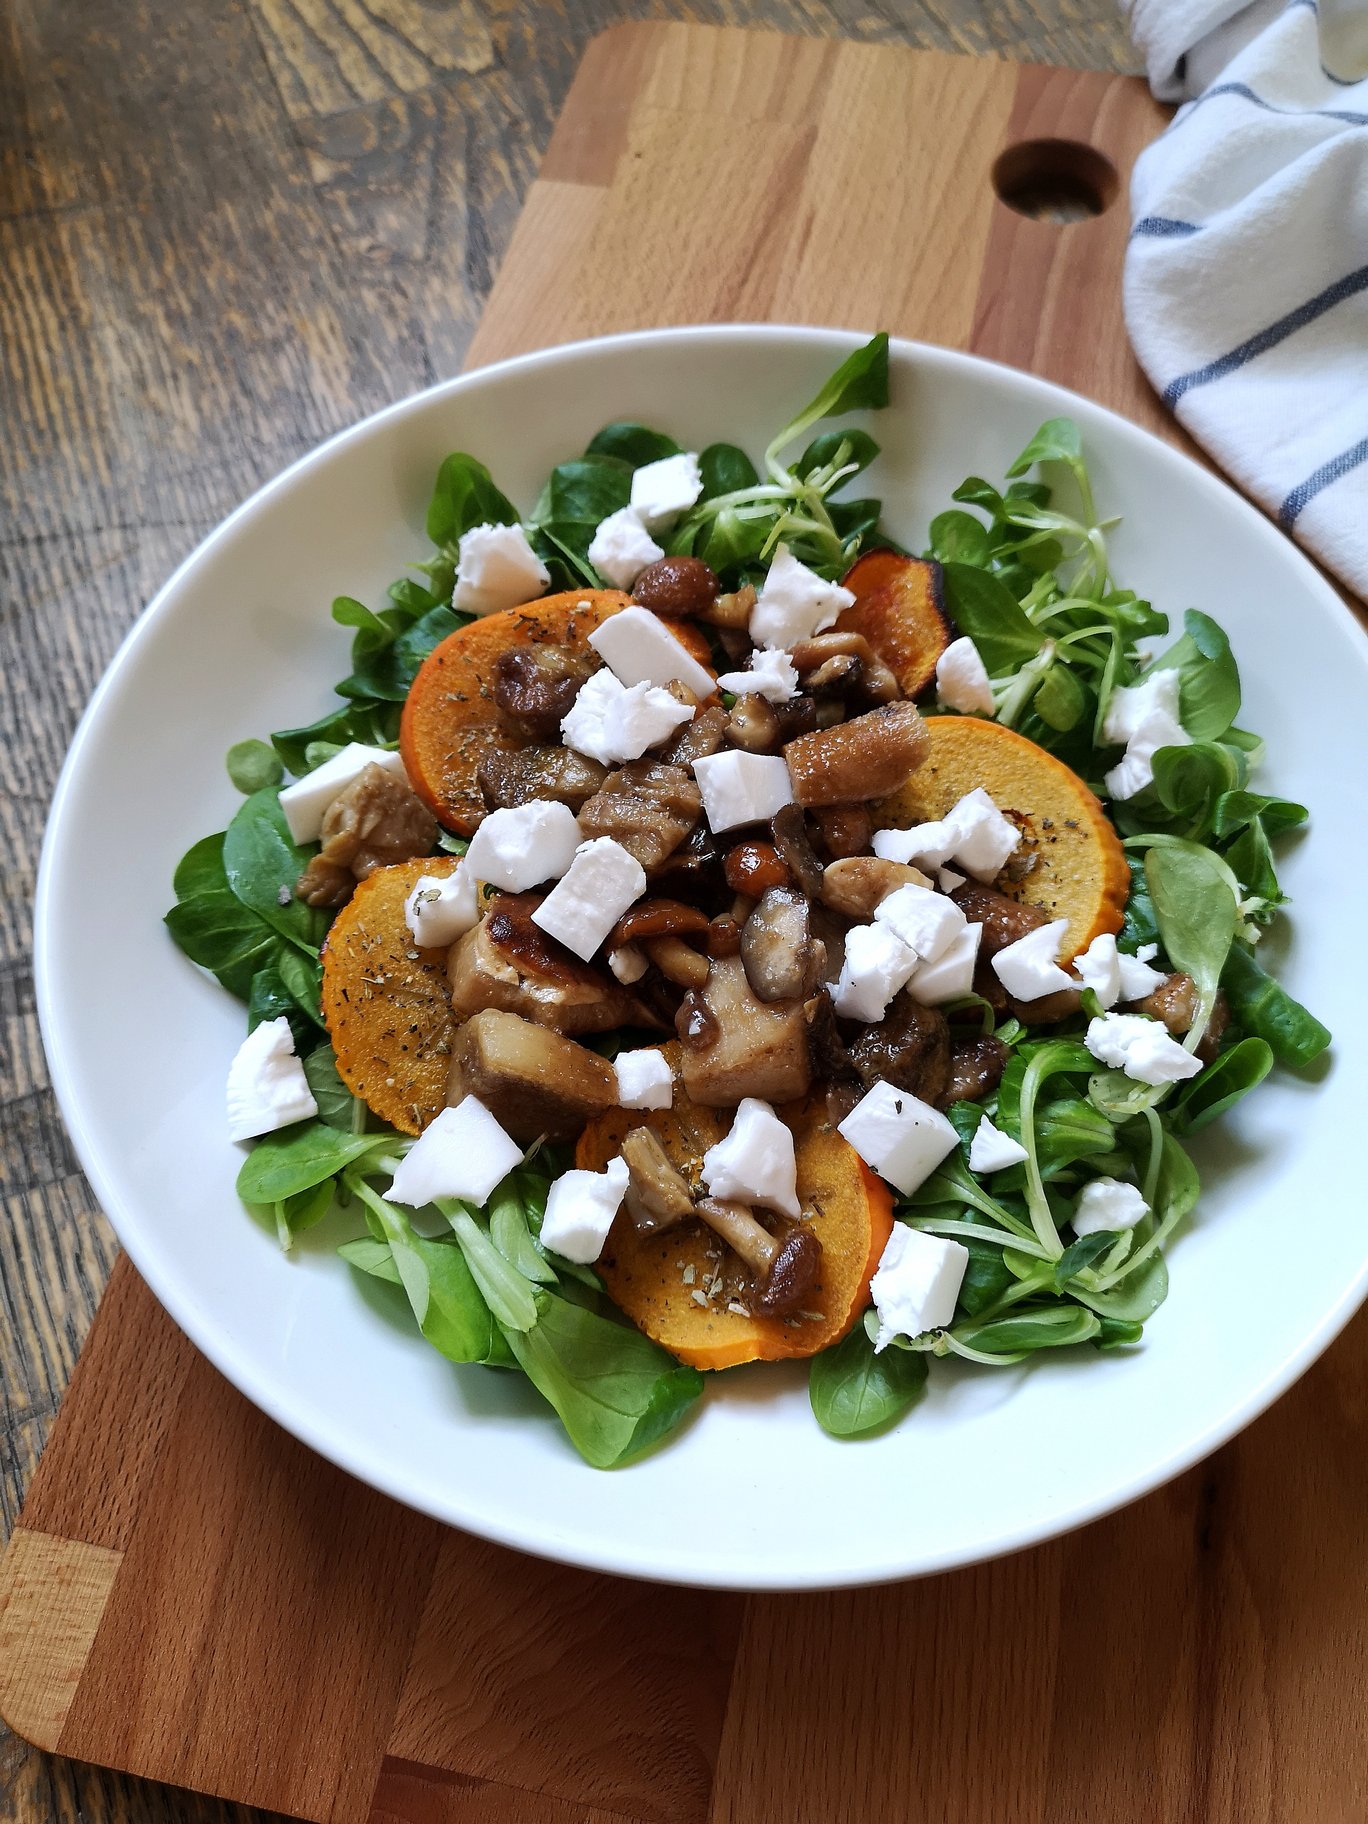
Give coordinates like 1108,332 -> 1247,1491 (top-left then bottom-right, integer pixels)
1122,0 -> 1368,598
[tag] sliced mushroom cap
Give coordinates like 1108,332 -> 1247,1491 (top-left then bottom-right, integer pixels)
784,701 -> 930,807
449,891 -> 658,1037
847,997 -> 951,1106
694,1198 -> 822,1316
658,703 -> 728,769
940,1032 -> 1010,1108
675,955 -> 812,1107
770,803 -> 825,899
621,1126 -> 696,1234
740,887 -> 826,1003
820,854 -> 933,921
492,643 -> 597,740
576,760 -> 702,871
950,880 -> 1046,955
446,1009 -> 616,1143
725,693 -> 782,754
477,744 -> 609,812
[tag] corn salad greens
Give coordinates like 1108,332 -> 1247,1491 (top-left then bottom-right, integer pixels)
167,333 -> 1328,1465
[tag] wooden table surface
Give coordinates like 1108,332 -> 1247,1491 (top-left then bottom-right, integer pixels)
2,4 -> 1138,1821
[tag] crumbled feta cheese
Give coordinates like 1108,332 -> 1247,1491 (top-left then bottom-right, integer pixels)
587,506 -> 663,589
1073,1176 -> 1148,1236
614,1048 -> 673,1110
539,1158 -> 629,1263
464,799 -> 582,892
1085,1012 -> 1204,1085
905,920 -> 982,1005
226,1016 -> 318,1143
608,943 -> 648,984
1117,947 -> 1167,1001
404,863 -> 479,948
992,918 -> 1074,1001
935,635 -> 995,716
588,604 -> 714,698
872,787 -> 1019,883
278,742 -> 409,845
968,1115 -> 1028,1174
387,1097 -> 522,1207
715,647 -> 800,704
560,667 -> 693,765
872,882 -> 966,964
692,750 -> 794,832
701,1096 -> 800,1217
869,1222 -> 969,1349
1072,931 -> 1123,1008
938,866 -> 966,894
1102,669 -> 1190,800
451,521 -> 550,617
629,451 -> 702,531
530,836 -> 646,960
830,922 -> 919,1022
838,1080 -> 959,1197
748,543 -> 855,650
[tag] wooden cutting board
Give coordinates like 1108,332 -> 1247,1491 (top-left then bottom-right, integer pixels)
4,23 -> 1365,1824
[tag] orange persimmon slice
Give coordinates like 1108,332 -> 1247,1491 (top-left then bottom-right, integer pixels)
836,551 -> 951,699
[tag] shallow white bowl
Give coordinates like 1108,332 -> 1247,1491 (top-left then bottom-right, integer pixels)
36,327 -> 1368,1590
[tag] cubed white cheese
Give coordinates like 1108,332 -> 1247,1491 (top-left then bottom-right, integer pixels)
715,646 -> 799,704
464,799 -> 582,892
588,604 -> 714,699
869,1222 -> 969,1350
1072,931 -> 1123,1008
1101,669 -> 1183,746
1101,669 -> 1190,801
530,836 -> 646,960
629,451 -> 702,531
700,1096 -> 800,1217
1117,946 -> 1167,1001
614,1048 -> 674,1110
587,506 -> 663,589
872,882 -> 966,964
1073,1176 -> 1148,1236
692,750 -> 794,832
451,521 -> 550,617
608,943 -> 648,984
992,918 -> 1075,1001
1084,1012 -> 1204,1085
905,920 -> 981,1005
935,635 -> 995,716
830,922 -> 919,1022
872,787 -> 1019,883
278,742 -> 409,845
748,543 -> 855,650
838,1080 -> 959,1197
404,863 -> 479,948
560,667 -> 692,765
387,1097 -> 523,1207
968,1115 -> 1028,1174
539,1158 -> 629,1264
938,866 -> 966,894
226,1016 -> 318,1143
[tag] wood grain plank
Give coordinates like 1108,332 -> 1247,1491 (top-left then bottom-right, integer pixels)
0,1529 -> 122,1752
370,1756 -> 644,1823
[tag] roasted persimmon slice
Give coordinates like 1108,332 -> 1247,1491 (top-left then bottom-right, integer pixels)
835,551 -> 951,699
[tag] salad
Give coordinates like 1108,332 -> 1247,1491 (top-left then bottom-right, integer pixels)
167,333 -> 1330,1467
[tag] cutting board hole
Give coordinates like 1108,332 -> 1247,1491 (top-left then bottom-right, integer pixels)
992,140 -> 1118,222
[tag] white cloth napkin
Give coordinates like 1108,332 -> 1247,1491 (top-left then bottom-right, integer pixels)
1122,0 -> 1368,598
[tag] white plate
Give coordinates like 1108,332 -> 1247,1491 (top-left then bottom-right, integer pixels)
36,327 -> 1368,1590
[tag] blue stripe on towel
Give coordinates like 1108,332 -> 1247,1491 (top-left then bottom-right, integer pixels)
1279,435 -> 1368,526
1177,79 -> 1368,126
1164,264 -> 1368,403
1132,216 -> 1201,237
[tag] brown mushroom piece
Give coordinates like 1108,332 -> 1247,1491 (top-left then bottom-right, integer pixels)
940,1032 -> 1010,1107
630,556 -> 719,619
820,854 -> 933,921
951,880 -> 1082,1025
694,1199 -> 822,1317
296,763 -> 438,907
477,744 -> 608,812
789,630 -> 900,705
576,761 -> 702,870
784,701 -> 930,807
770,803 -> 825,899
675,955 -> 812,1107
657,702 -> 728,769
740,887 -> 826,1003
491,643 -> 598,741
846,997 -> 951,1106
1132,972 -> 1229,1064
811,805 -> 872,860
447,1010 -> 616,1143
697,583 -> 756,630
621,1126 -> 696,1234
725,693 -> 782,754
449,891 -> 657,1037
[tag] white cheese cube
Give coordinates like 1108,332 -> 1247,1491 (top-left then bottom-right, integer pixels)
560,667 -> 692,765
873,816 -> 955,871
748,543 -> 855,650
387,1097 -> 522,1208
1102,669 -> 1190,800
226,1016 -> 319,1143
700,1096 -> 800,1217
539,1158 -> 630,1264
967,1115 -> 1028,1174
872,787 -> 1019,884
935,635 -> 995,716
530,836 -> 646,960
906,921 -> 981,1005
838,1080 -> 959,1197
629,451 -> 702,531
614,1048 -> 674,1110
869,1222 -> 969,1349
715,646 -> 799,704
1072,931 -> 1123,1008
1073,1176 -> 1148,1236
992,918 -> 1074,1001
588,604 -> 714,699
937,866 -> 966,894
1085,1012 -> 1204,1085
1117,947 -> 1167,1001
464,799 -> 582,892
830,922 -> 919,1022
587,506 -> 663,589
278,742 -> 409,845
872,882 -> 966,964
692,750 -> 794,832
451,521 -> 550,617
404,863 -> 479,948
608,943 -> 648,984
